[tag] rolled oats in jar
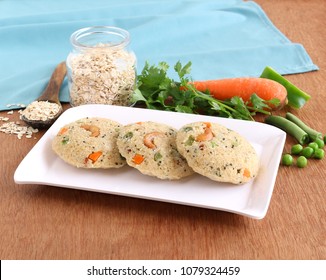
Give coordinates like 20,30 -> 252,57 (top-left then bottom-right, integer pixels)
66,26 -> 136,107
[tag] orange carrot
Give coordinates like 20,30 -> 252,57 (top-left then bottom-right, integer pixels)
87,151 -> 103,163
132,153 -> 144,165
58,127 -> 68,136
243,168 -> 251,178
192,77 -> 287,109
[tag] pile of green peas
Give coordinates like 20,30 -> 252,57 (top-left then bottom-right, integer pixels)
281,136 -> 325,168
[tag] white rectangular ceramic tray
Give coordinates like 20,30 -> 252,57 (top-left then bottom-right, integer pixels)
14,104 -> 286,219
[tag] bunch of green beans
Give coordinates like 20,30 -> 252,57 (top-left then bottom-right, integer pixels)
265,113 -> 322,144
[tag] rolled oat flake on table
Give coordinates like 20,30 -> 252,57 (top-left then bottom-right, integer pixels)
66,26 -> 137,107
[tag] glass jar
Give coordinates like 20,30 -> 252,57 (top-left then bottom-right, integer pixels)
66,26 -> 137,107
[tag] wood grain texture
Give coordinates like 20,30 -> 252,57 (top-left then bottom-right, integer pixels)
0,0 -> 325,260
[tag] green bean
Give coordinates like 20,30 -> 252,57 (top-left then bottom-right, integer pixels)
265,115 -> 309,145
260,66 -> 311,109
297,156 -> 308,168
285,112 -> 323,141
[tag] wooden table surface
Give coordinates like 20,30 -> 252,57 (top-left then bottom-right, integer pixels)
1,0 -> 325,260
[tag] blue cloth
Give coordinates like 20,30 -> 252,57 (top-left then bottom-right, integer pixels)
0,0 -> 318,111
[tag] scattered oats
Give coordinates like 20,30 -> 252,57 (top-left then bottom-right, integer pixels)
0,120 -> 39,139
0,116 -> 10,121
6,103 -> 25,108
1,109 -> 38,139
67,44 -> 136,107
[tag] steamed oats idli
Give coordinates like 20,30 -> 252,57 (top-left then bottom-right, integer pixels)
117,121 -> 193,180
176,121 -> 259,184
52,117 -> 125,168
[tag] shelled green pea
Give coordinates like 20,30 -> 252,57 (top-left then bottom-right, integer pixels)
301,147 -> 314,158
314,138 -> 324,149
314,148 -> 324,159
291,144 -> 303,155
308,142 -> 319,151
281,154 -> 293,166
297,156 -> 308,168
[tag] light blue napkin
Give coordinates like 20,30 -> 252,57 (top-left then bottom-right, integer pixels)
0,0 -> 318,111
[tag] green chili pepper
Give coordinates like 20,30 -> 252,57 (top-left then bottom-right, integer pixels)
260,66 -> 311,109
